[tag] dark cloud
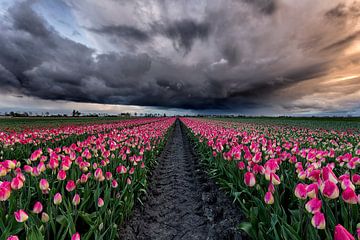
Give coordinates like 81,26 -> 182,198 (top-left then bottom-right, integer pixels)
243,0 -> 277,15
89,25 -> 150,42
0,0 -> 359,114
160,20 -> 210,53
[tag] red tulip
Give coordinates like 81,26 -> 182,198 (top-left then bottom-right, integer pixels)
10,177 -> 24,190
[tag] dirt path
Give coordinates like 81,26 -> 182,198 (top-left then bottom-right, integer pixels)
119,119 -> 245,240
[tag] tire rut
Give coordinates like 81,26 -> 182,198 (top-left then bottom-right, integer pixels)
119,119 -> 245,240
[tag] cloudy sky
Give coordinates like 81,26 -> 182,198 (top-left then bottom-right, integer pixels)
0,0 -> 359,116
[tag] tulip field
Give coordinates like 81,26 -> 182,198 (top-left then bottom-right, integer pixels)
1,116 -> 360,240
0,117 -> 175,240
182,117 -> 360,240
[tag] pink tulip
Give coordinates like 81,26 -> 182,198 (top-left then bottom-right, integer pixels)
295,183 -> 307,200
72,194 -> 80,206
39,179 -> 50,192
0,181 -> 11,201
320,180 -> 339,199
306,183 -> 319,198
41,212 -> 49,223
311,212 -> 326,229
14,209 -> 28,222
32,201 -> 43,214
305,198 -> 322,214
66,180 -> 76,192
322,166 -> 338,184
244,172 -> 256,187
71,233 -> 80,240
10,177 -> 24,190
352,174 -> 360,185
57,170 -> 67,180
54,193 -> 62,205
334,224 -> 355,240
7,236 -> 19,240
97,198 -> 104,207
342,187 -> 358,204
264,191 -> 274,204
111,180 -> 118,188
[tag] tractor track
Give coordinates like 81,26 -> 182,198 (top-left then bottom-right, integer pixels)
119,119 -> 245,240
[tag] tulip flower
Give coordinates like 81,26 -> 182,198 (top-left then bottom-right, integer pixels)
72,194 -> 80,206
7,236 -> 19,240
39,179 -> 50,193
41,212 -> 49,223
66,180 -> 76,192
306,183 -> 319,198
342,187 -> 358,204
32,201 -> 43,214
311,212 -> 326,229
0,181 -> 11,201
320,180 -> 339,199
54,193 -> 62,205
111,179 -> 118,188
305,198 -> 322,214
97,198 -> 104,207
10,177 -> 24,190
264,191 -> 274,204
14,209 -> 28,223
71,233 -> 81,240
352,174 -> 360,185
334,224 -> 355,240
295,183 -> 307,200
244,172 -> 256,187
57,170 -> 67,181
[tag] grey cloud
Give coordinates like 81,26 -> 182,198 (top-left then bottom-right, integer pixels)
0,0 -> 359,114
89,25 -> 150,42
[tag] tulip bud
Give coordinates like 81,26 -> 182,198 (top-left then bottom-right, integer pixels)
311,212 -> 326,229
320,180 -> 339,199
39,179 -> 50,192
14,209 -> 28,223
66,180 -> 76,192
334,224 -> 355,240
244,172 -> 256,187
41,212 -> 49,223
295,183 -> 307,200
97,198 -> 104,207
71,233 -> 80,240
54,193 -> 62,205
32,201 -> 43,214
72,194 -> 81,206
342,187 -> 358,204
7,235 -> 19,240
264,191 -> 274,204
305,198 -> 322,214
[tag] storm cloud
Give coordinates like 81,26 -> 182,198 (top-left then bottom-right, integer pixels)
0,0 -> 359,114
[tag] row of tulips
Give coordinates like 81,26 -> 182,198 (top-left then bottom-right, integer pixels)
182,117 -> 360,240
0,118 -> 175,240
0,118 -> 161,161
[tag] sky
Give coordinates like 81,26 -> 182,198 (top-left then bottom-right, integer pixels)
0,0 -> 359,116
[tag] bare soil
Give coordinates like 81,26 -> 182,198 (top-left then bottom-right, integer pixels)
119,119 -> 245,240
